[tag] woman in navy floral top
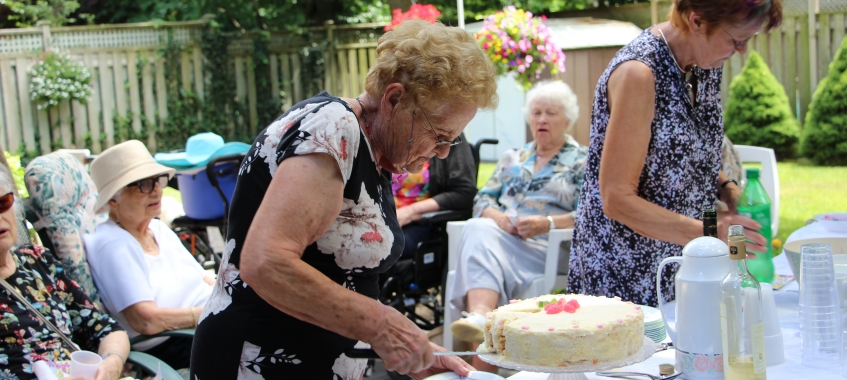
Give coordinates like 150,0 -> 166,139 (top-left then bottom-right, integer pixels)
0,167 -> 128,380
569,0 -> 782,307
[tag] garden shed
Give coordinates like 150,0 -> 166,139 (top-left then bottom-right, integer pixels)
463,17 -> 643,162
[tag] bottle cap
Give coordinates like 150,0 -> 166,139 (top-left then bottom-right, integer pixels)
659,363 -> 675,375
746,167 -> 760,179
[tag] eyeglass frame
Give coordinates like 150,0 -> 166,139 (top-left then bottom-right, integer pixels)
0,192 -> 13,214
126,174 -> 169,194
721,27 -> 757,49
417,107 -> 462,147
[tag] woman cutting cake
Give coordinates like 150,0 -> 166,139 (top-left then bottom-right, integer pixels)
190,20 -> 497,379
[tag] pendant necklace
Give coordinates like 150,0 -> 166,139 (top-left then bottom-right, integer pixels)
658,29 -> 696,103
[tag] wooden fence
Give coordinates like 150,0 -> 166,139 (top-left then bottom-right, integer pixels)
3,3 -> 847,155
0,19 -> 386,155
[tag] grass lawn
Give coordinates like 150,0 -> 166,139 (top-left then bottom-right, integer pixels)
476,161 -> 847,245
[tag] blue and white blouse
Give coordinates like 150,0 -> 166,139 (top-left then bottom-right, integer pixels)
473,135 -> 588,223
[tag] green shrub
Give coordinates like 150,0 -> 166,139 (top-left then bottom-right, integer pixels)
801,36 -> 847,165
724,51 -> 801,160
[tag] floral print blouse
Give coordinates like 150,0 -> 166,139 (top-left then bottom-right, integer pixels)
474,135 -> 588,227
0,245 -> 122,379
190,92 -> 402,379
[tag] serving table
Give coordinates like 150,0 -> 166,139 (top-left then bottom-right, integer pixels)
508,223 -> 846,379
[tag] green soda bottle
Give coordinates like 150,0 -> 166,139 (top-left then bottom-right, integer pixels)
736,168 -> 774,283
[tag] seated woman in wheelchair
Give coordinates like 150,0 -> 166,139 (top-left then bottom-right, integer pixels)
0,165 -> 129,379
84,140 -> 214,370
448,80 -> 587,371
392,132 -> 477,259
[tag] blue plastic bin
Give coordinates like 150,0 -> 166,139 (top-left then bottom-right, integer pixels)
177,162 -> 238,220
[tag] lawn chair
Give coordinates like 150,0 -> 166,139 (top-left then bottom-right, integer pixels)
23,151 -> 186,379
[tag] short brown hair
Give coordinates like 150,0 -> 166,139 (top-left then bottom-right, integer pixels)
364,20 -> 498,114
669,0 -> 783,34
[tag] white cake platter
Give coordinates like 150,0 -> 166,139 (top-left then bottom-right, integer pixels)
477,336 -> 657,380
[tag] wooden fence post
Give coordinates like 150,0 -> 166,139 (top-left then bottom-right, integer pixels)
809,0 -> 819,93
37,21 -> 52,52
325,21 -> 336,96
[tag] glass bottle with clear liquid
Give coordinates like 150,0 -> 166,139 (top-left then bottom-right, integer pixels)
721,225 -> 767,380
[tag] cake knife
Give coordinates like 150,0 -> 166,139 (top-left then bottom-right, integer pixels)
345,349 -> 495,359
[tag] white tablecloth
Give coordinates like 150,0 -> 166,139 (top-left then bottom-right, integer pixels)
508,224 -> 847,380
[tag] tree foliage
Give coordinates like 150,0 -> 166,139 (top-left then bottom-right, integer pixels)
801,36 -> 847,165
724,51 -> 800,160
79,0 -> 640,31
0,0 -> 92,28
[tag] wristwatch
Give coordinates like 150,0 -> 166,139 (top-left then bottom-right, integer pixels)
547,216 -> 556,231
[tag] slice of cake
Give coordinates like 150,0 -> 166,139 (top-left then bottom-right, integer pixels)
480,294 -> 644,367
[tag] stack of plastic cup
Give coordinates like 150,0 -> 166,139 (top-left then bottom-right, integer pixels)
836,267 -> 847,377
799,243 -> 842,369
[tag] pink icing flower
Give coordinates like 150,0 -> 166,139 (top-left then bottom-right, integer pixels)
522,325 -> 529,330
634,306 -> 642,310
572,324 -> 579,328
694,355 -> 711,372
545,304 -> 563,314
617,318 -> 623,323
497,320 -> 504,326
510,299 -> 519,304
626,314 -> 633,318
548,327 -> 555,331
597,323 -> 603,328
487,315 -> 492,320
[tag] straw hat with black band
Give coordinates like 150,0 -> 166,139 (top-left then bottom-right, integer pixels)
91,140 -> 176,215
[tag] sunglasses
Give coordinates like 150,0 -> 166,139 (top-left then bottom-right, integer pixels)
126,174 -> 169,194
419,108 -> 462,147
0,192 -> 13,214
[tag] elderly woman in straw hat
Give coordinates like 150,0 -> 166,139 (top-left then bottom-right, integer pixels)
85,140 -> 215,369
190,20 -> 497,379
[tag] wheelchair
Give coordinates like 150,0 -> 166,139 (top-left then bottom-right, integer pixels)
377,138 -> 498,331
167,153 -> 246,271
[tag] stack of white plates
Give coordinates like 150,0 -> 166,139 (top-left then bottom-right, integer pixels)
640,305 -> 667,343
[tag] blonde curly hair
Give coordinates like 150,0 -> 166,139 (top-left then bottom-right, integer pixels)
365,20 -> 498,114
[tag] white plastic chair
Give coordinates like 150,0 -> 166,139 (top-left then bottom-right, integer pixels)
442,221 -> 573,350
734,145 -> 780,236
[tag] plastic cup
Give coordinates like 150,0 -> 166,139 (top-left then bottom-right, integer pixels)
800,243 -> 843,369
70,350 -> 101,378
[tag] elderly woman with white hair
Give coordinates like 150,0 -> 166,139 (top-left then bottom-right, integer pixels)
84,140 -> 215,370
448,80 -> 587,370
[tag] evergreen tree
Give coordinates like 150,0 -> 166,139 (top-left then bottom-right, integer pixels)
801,36 -> 847,165
724,51 -> 800,160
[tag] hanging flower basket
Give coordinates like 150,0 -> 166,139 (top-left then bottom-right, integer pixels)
28,50 -> 93,110
385,4 -> 441,31
475,6 -> 566,90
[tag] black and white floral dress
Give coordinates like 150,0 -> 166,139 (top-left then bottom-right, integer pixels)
569,29 -> 724,307
190,92 -> 403,379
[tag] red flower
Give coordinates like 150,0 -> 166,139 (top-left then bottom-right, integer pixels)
361,225 -> 384,243
385,4 -> 441,31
